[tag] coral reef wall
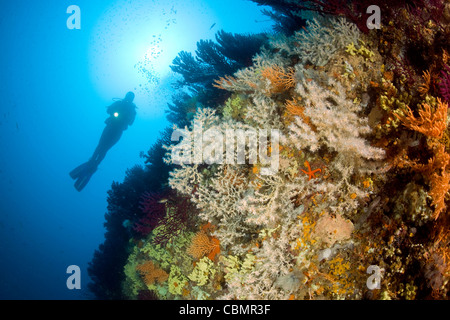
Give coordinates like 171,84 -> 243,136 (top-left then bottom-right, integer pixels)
91,1 -> 450,300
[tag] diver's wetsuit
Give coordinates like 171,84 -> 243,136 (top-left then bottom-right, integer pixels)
69,93 -> 136,191
91,99 -> 136,166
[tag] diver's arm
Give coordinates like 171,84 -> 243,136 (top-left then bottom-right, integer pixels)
105,103 -> 116,124
106,104 -> 114,115
107,101 -> 120,115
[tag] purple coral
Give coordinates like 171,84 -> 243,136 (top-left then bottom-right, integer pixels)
133,191 -> 166,237
439,64 -> 450,103
152,195 -> 196,246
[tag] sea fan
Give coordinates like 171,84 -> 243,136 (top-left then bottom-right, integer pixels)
152,194 -> 197,246
133,192 -> 166,237
439,64 -> 450,103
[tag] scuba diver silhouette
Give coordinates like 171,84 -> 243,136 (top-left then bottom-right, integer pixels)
69,91 -> 137,191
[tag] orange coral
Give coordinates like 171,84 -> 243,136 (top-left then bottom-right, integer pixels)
394,97 -> 449,219
383,71 -> 394,82
261,65 -> 296,93
398,141 -> 450,174
207,238 -> 221,261
136,261 -> 169,286
395,98 -> 448,139
213,75 -> 238,90
433,232 -> 450,269
285,97 -> 305,117
201,222 -> 216,233
422,142 -> 449,173
285,97 -> 316,130
187,231 -> 220,261
418,69 -> 432,96
429,168 -> 450,220
396,141 -> 450,220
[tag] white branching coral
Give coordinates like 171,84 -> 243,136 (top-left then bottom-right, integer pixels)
286,77 -> 385,161
160,14 -> 389,300
213,51 -> 272,93
218,193 -> 304,300
193,165 -> 252,250
271,17 -> 361,66
245,92 -> 282,129
214,47 -> 290,93
283,77 -> 385,212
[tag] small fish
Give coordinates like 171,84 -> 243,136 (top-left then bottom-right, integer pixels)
209,23 -> 216,30
254,19 -> 271,23
158,198 -> 168,204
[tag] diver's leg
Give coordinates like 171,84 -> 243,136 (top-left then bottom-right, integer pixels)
71,126 -> 123,191
90,127 -> 111,164
90,125 -> 123,166
71,127 -> 114,179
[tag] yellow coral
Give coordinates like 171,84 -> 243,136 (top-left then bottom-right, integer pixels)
345,41 -> 375,62
295,213 -> 317,250
345,42 -> 358,56
327,255 -> 354,296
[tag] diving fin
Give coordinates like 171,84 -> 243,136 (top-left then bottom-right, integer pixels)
74,166 -> 97,191
70,160 -> 95,180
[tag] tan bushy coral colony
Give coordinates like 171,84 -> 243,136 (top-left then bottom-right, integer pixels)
122,7 -> 450,300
